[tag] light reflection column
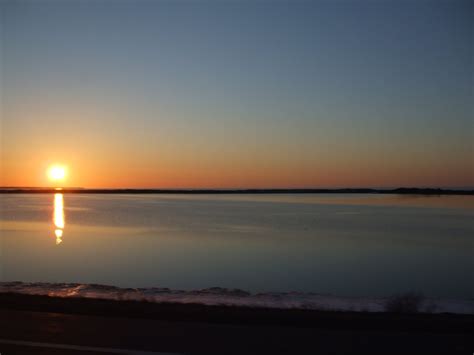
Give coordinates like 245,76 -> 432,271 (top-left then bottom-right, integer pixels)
53,193 -> 65,245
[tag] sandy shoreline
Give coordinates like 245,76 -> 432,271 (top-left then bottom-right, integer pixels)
1,282 -> 473,315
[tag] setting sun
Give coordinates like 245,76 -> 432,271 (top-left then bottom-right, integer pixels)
48,165 -> 67,182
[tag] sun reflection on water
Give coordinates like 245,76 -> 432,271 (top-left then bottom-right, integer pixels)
53,193 -> 65,244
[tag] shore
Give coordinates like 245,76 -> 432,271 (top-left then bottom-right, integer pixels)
1,292 -> 474,331
2,282 -> 473,315
0,293 -> 473,354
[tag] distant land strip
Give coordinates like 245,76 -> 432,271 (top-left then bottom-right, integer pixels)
0,187 -> 473,195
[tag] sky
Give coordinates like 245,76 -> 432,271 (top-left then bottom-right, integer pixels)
0,0 -> 472,188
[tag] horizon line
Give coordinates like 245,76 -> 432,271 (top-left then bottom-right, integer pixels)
1,187 -> 473,195
1,186 -> 474,190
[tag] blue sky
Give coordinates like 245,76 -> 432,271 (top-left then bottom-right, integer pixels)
1,0 -> 472,187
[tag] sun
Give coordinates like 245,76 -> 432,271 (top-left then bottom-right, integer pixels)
47,165 -> 67,182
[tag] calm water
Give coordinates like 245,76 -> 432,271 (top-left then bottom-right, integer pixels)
1,193 -> 473,298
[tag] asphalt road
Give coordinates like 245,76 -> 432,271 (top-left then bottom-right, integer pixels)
0,309 -> 472,355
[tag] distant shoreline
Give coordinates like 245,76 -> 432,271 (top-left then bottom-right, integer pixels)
0,187 -> 473,195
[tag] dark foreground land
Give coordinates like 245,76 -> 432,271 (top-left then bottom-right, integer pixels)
0,294 -> 472,354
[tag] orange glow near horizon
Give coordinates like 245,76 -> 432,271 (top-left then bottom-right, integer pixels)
0,142 -> 471,189
0,159 -> 472,189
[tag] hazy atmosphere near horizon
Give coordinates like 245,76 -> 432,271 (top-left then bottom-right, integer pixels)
1,0 -> 472,188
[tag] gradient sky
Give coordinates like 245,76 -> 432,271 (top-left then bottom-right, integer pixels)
1,0 -> 472,188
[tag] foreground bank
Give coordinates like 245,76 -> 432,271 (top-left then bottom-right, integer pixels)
0,292 -> 473,354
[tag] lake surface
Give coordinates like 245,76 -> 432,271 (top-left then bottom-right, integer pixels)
1,193 -> 473,298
